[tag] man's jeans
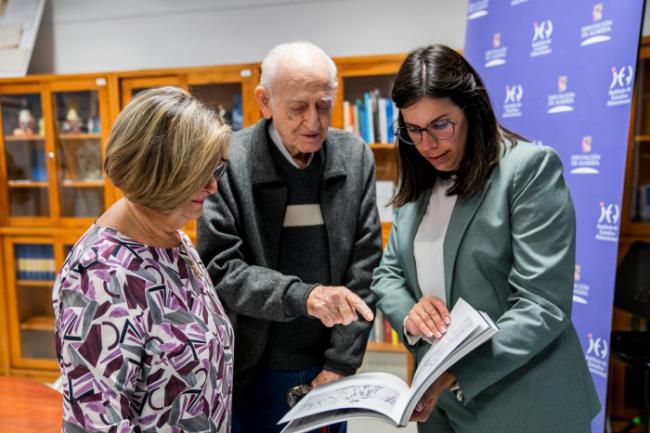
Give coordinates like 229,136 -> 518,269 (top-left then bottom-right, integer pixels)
231,366 -> 346,433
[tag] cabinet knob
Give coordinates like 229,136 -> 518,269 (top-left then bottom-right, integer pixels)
47,152 -> 55,160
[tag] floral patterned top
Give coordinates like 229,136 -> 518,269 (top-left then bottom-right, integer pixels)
53,225 -> 234,433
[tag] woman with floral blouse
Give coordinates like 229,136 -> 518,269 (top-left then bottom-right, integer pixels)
52,86 -> 233,432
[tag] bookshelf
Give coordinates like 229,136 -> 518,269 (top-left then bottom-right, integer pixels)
0,65 -> 264,377
3,237 -> 58,371
608,36 -> 650,424
0,55 -> 414,380
331,55 -> 406,248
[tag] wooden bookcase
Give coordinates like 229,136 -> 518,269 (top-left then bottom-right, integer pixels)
0,64 -> 262,379
0,55 -> 414,381
332,54 -> 412,374
608,36 -> 650,426
117,63 -> 262,242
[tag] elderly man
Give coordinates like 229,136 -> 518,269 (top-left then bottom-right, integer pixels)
197,41 -> 382,433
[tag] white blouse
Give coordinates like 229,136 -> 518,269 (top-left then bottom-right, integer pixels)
405,177 -> 457,345
414,176 -> 457,304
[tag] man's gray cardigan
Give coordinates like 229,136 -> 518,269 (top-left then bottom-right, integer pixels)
197,119 -> 383,404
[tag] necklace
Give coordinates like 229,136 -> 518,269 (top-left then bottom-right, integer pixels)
178,238 -> 203,279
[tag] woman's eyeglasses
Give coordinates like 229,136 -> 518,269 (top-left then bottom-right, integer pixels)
213,160 -> 229,181
396,119 -> 457,146
204,160 -> 228,187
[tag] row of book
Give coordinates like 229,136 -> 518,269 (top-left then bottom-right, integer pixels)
343,89 -> 399,145
15,244 -> 56,281
369,310 -> 401,345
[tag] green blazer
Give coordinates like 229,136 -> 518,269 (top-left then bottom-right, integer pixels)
371,141 -> 600,433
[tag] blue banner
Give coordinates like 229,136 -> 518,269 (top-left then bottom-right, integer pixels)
464,1 -> 645,431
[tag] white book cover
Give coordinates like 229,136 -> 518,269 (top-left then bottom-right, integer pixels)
343,100 -> 352,133
279,298 -> 499,432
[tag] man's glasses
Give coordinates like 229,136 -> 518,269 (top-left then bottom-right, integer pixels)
396,119 -> 457,146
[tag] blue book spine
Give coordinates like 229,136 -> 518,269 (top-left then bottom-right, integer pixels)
356,99 -> 366,143
386,100 -> 395,143
363,92 -> 373,144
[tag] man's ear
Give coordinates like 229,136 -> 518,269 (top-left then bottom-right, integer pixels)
254,85 -> 273,119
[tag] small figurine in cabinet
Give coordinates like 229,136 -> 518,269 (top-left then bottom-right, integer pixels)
63,100 -> 83,133
13,103 -> 34,136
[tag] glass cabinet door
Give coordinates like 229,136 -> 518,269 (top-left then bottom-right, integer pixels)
6,239 -> 57,366
190,83 -> 244,131
1,92 -> 50,218
53,90 -> 104,218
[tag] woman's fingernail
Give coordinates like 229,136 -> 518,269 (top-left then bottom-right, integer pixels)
444,317 -> 451,324
435,332 -> 442,339
440,326 -> 447,333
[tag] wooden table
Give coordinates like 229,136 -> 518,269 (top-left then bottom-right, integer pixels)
0,376 -> 62,433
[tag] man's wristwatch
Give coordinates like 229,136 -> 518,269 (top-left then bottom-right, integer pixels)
449,380 -> 464,402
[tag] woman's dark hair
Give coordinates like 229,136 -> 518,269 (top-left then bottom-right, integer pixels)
390,44 -> 524,207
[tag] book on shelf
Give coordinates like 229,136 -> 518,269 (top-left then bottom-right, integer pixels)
279,298 -> 499,433
344,89 -> 397,145
16,244 -> 55,281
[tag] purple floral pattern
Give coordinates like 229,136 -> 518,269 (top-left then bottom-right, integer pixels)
53,225 -> 234,432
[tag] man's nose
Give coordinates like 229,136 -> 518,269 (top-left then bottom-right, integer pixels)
304,106 -> 321,129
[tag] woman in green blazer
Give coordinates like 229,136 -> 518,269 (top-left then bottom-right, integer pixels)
371,45 -> 600,433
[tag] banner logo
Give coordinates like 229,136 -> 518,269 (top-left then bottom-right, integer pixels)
468,0 -> 489,20
596,201 -> 620,242
547,75 -> 576,113
571,136 -> 601,174
581,3 -> 613,46
585,333 -> 609,378
573,264 -> 591,304
608,65 -> 634,107
531,20 -> 553,57
503,84 -> 523,118
485,32 -> 507,67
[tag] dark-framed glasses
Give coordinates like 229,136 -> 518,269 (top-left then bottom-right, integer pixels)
212,159 -> 229,181
396,118 -> 457,146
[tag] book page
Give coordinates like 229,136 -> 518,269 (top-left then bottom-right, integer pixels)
409,314 -> 475,394
281,408 -> 398,433
279,372 -> 410,425
400,298 -> 494,424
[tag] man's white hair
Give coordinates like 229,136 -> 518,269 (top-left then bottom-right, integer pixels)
260,41 -> 338,95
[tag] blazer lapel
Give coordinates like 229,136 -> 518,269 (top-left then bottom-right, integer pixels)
443,178 -> 492,302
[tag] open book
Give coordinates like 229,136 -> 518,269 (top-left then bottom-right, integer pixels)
279,298 -> 499,432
